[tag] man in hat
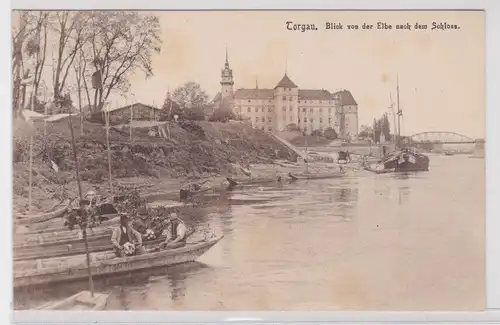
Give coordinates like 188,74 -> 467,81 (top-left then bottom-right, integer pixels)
111,214 -> 145,257
159,213 -> 188,249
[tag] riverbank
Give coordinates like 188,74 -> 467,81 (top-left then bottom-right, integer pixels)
13,118 -> 305,214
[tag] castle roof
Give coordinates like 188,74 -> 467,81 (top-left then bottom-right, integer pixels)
274,73 -> 298,89
298,89 -> 335,100
234,88 -> 274,99
332,90 -> 357,106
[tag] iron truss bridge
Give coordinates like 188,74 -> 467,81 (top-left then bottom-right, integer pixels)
406,131 -> 482,145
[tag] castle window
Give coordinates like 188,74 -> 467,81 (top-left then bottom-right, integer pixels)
255,107 -> 258,113
319,108 -> 322,113
289,97 -> 293,101
261,117 -> 265,122
298,118 -> 301,123
268,126 -> 272,131
268,107 -> 272,112
289,107 -> 292,112
248,100 -> 251,103
283,96 -> 286,100
304,117 -> 308,122
320,118 -> 323,123
310,118 -> 314,123
302,107 -> 306,113
309,108 -> 313,113
268,100 -> 272,103
298,100 -> 301,103
255,117 -> 259,123
268,117 -> 272,122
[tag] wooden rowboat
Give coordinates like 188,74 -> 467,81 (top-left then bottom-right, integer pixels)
14,200 -> 72,225
363,166 -> 396,174
13,235 -> 223,288
226,176 -> 282,187
14,214 -> 120,245
36,290 -> 109,310
13,230 -> 168,261
287,172 -> 344,181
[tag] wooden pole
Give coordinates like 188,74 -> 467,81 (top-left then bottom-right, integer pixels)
105,109 -> 113,197
28,91 -> 34,212
129,100 -> 132,142
396,73 -> 401,148
67,110 -> 94,296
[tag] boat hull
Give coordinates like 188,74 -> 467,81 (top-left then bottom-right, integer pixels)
226,176 -> 281,187
13,236 -> 223,288
13,231 -> 169,261
14,200 -> 71,226
288,172 -> 345,181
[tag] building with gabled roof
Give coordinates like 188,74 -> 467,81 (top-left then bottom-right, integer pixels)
211,50 -> 358,136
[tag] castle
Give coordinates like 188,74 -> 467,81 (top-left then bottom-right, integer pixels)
211,49 -> 359,137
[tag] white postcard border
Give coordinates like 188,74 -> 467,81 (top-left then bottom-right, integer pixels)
3,0 -> 499,324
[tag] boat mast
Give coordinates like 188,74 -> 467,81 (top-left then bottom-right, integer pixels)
396,73 -> 402,148
67,109 -> 95,297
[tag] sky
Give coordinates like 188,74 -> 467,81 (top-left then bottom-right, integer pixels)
21,10 -> 485,138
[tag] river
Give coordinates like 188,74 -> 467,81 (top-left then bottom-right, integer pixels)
14,154 -> 485,311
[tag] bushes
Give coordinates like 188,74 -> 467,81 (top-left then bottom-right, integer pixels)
311,129 -> 323,137
209,107 -> 236,122
324,127 -> 338,140
285,123 -> 299,132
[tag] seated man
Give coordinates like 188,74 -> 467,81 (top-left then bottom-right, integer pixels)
111,214 -> 146,258
159,213 -> 188,249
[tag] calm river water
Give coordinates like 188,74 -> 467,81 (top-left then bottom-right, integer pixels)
14,154 -> 485,311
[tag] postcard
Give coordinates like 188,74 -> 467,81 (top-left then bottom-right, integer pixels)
11,9 -> 485,311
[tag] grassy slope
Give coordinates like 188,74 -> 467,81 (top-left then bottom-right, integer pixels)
12,118 -> 298,212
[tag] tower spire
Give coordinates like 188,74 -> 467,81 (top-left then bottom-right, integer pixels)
225,46 -> 229,65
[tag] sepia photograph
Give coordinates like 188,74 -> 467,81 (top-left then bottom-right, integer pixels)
11,10 -> 485,311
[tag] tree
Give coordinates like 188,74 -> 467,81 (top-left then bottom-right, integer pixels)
158,98 -> 182,121
381,113 -> 391,141
359,125 -> 374,139
172,82 -> 209,110
12,11 -> 46,117
51,12 -> 93,109
373,118 -> 381,143
324,127 -> 338,140
85,12 -> 162,112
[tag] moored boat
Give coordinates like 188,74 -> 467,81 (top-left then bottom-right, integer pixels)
287,171 -> 345,181
364,147 -> 430,173
36,290 -> 109,310
226,176 -> 282,187
13,231 -> 169,261
14,200 -> 72,226
14,213 -> 120,241
13,235 -> 223,288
